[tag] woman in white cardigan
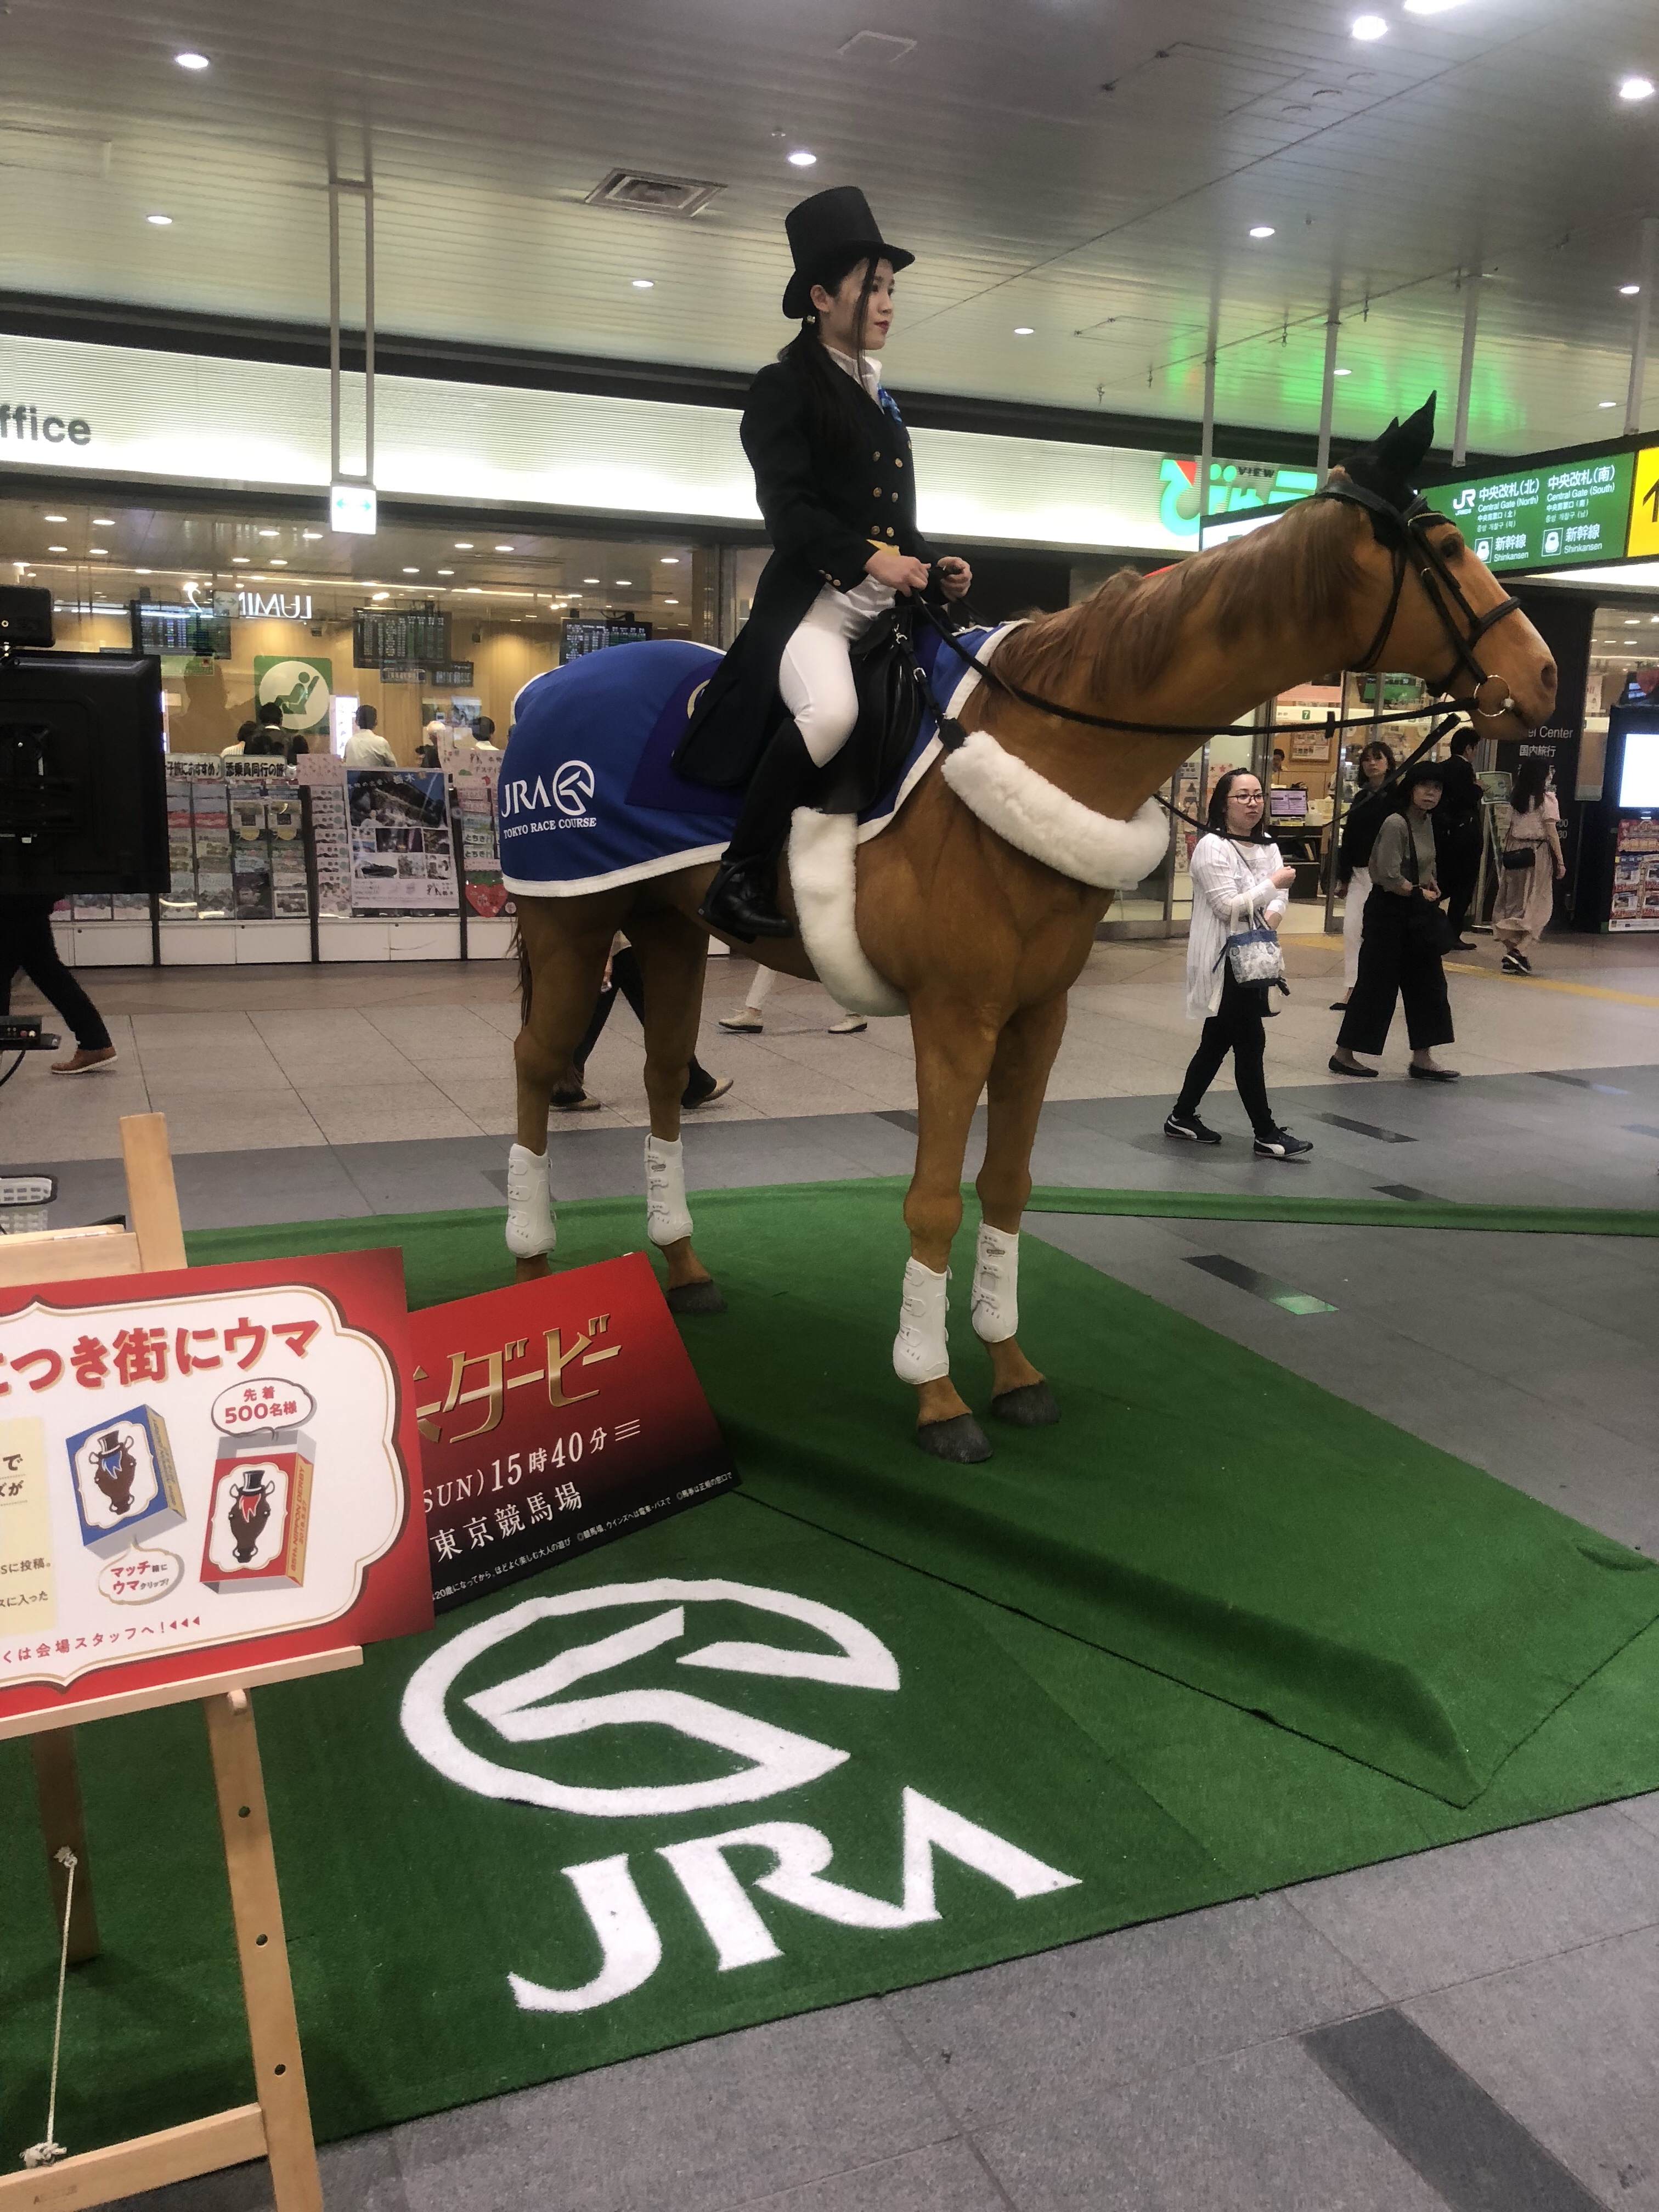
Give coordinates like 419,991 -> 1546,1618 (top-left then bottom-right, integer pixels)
1166,769 -> 1312,1158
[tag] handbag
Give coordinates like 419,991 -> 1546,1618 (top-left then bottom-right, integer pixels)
1220,923 -> 1286,987
1501,844 -> 1538,871
1401,825 -> 1454,951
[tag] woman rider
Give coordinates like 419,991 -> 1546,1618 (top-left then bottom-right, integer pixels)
679,185 -> 973,940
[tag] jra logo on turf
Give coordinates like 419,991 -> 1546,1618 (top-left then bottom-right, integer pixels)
399,1577 -> 1078,2013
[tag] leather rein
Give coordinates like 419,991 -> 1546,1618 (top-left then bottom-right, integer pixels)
912,478 -> 1529,753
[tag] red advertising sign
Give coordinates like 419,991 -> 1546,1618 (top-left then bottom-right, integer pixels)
409,1252 -> 735,1610
0,1249 -> 432,1728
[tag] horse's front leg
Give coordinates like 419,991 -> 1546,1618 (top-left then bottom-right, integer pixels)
629,905 -> 726,1315
974,992 -> 1068,1426
898,994 -> 1001,1462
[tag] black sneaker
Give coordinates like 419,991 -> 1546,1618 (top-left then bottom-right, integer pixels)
1164,1111 -> 1222,1145
1254,1126 -> 1312,1159
1503,950 -> 1532,973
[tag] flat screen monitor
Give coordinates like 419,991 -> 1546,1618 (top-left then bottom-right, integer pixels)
1618,729 -> 1659,810
1269,787 -> 1307,820
0,651 -> 168,895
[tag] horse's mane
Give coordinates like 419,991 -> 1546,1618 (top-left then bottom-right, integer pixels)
992,485 -> 1365,701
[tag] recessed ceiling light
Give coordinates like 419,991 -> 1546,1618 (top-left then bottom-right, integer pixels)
174,50 -> 210,68
301,529 -> 323,539
1619,75 -> 1655,101
437,567 -> 455,575
584,577 -> 600,584
632,279 -> 654,290
660,556 -> 679,565
47,545 -> 67,554
257,529 -> 279,538
1600,399 -> 1620,408
494,543 -> 513,551
465,586 -> 484,595
403,566 -> 420,574
146,213 -> 173,227
43,513 -> 66,522
1249,224 -> 1276,239
615,578 -> 633,585
454,541 -> 473,549
664,597 -> 679,605
230,555 -> 250,564
1626,617 -> 1641,625
92,518 -> 115,527
1014,325 -> 1035,336
1622,283 -> 1643,296
1351,14 -> 1388,38
787,149 -> 817,167
134,567 -> 151,575
88,547 -> 107,556
269,557 -> 287,566
1333,366 -> 1353,376
373,591 -> 390,601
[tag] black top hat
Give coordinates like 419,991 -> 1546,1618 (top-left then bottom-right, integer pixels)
782,186 -> 913,320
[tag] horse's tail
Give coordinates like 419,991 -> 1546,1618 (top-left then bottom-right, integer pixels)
512,913 -> 532,1025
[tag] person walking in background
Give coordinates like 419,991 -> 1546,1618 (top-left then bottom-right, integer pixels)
471,716 -> 500,752
0,895 -> 117,1074
1331,761 -> 1459,1082
1165,769 -> 1310,1158
343,703 -> 397,768
221,718 -> 257,759
565,940 -> 733,1112
1331,739 -> 1397,1011
719,961 -> 867,1035
1435,728 -> 1483,950
1491,757 -> 1564,974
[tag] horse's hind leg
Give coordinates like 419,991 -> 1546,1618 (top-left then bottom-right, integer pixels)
507,893 -> 618,1279
974,993 -> 1068,1426
627,902 -> 726,1314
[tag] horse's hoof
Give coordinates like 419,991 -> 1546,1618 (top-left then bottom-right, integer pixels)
914,1412 -> 992,1464
666,1278 -> 726,1316
991,1380 -> 1059,1427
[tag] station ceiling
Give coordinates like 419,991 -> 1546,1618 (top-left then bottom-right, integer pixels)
2,0 -> 1658,457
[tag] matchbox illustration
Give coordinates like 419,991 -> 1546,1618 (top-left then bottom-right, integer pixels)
65,1405 -> 185,1559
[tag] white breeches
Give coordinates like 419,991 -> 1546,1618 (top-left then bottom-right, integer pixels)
1341,864 -> 1370,989
777,577 -> 895,768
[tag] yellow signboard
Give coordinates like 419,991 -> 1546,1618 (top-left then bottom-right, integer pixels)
1627,444 -> 1659,558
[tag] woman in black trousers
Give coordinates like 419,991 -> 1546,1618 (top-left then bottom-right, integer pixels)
1330,763 -> 1459,1082
0,895 -> 117,1074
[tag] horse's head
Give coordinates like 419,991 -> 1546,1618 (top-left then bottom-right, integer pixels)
1324,397 -> 1556,735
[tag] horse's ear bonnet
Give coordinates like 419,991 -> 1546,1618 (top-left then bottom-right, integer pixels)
1337,394 -> 1438,537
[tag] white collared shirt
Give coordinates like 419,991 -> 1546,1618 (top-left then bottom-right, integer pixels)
1185,833 -> 1289,1019
822,343 -> 884,404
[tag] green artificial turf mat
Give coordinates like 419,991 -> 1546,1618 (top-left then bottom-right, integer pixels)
186,1182 -> 1659,1807
1025,1186 -> 1659,1235
6,1177 -> 1659,2160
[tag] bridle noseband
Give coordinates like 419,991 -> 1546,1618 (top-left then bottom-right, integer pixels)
1313,477 -> 1526,723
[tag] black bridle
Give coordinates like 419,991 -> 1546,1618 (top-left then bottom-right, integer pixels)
911,476 -> 1532,753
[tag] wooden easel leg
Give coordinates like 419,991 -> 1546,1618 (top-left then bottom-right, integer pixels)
203,1689 -> 323,2212
29,1728 -> 100,1965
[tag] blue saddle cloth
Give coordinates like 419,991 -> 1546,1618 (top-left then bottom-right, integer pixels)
496,626 -> 996,894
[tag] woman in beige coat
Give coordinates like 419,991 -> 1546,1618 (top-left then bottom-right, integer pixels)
1492,758 -> 1564,975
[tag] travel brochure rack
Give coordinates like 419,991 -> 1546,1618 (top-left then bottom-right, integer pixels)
50,757 -> 515,971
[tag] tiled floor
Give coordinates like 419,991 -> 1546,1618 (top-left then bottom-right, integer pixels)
10,928 -> 1658,2212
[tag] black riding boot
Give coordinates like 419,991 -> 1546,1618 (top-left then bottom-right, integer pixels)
698,723 -> 819,941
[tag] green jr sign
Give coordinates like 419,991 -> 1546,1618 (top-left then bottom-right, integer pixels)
1430,453 -> 1634,571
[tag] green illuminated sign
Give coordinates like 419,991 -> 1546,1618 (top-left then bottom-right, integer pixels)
1429,454 -> 1634,571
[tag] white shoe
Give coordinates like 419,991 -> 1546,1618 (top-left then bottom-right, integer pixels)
718,1008 -> 764,1032
828,1014 -> 867,1034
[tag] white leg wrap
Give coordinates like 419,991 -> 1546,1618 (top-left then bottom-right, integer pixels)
645,1136 -> 693,1248
893,1258 -> 951,1386
505,1143 -> 556,1259
971,1223 -> 1019,1345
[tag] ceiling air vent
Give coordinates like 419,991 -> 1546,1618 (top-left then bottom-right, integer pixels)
837,31 -> 917,64
585,169 -> 724,219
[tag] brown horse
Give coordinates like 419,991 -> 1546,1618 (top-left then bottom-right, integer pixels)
506,414 -> 1556,1460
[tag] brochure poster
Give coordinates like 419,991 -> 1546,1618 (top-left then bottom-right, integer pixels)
0,1249 -> 432,1727
347,769 -> 459,914
409,1254 -> 735,1611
